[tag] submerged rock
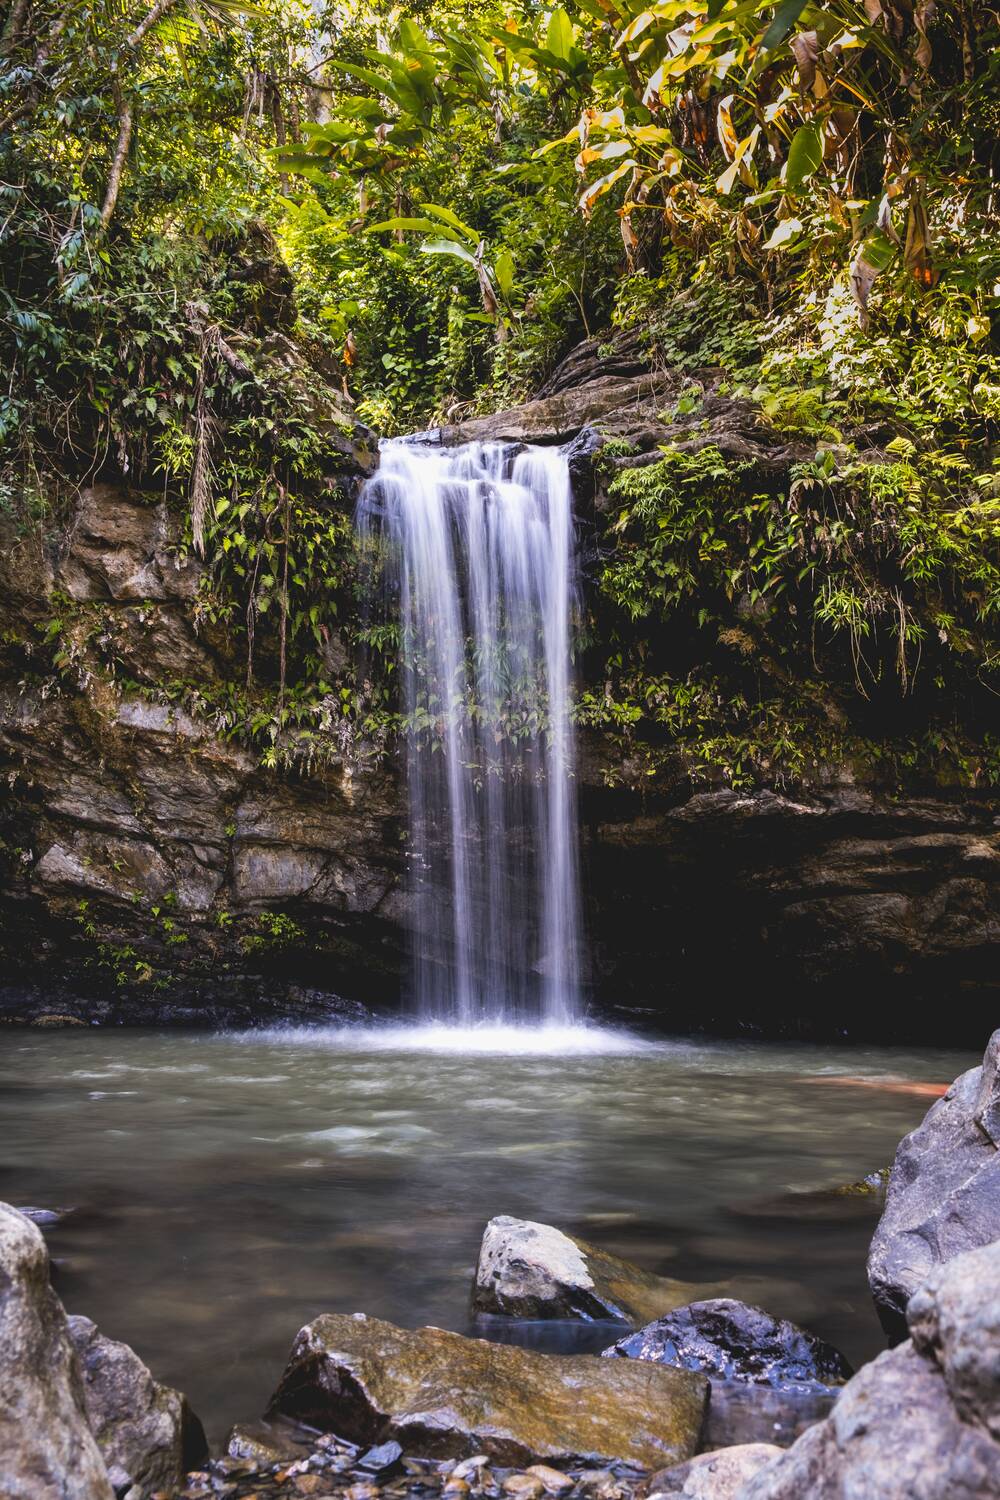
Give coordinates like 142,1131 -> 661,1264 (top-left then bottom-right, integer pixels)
0,1202 -> 113,1500
740,1241 -> 1000,1499
267,1310 -> 708,1469
68,1314 -> 208,1497
644,1445 -> 782,1498
868,1027 -> 1000,1340
701,1382 -> 836,1451
472,1216 -> 704,1325
603,1299 -> 852,1394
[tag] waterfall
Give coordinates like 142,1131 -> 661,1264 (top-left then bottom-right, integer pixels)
357,440 -> 582,1025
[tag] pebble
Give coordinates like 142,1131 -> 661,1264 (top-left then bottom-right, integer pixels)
450,1459 -> 490,1482
502,1478 -> 544,1500
167,1445 -> 655,1500
525,1470 -> 573,1494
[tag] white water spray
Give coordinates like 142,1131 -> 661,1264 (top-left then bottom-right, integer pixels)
357,440 -> 582,1025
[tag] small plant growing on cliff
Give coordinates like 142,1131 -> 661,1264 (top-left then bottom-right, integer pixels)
240,911 -> 306,955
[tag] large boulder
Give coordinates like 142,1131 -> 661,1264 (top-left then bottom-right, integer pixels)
644,1445 -> 782,1499
0,1203 -> 113,1500
739,1241 -> 1000,1499
68,1315 -> 208,1497
907,1241 -> 1000,1441
267,1311 -> 708,1469
603,1300 -> 851,1395
472,1216 -> 707,1325
868,1028 -> 1000,1340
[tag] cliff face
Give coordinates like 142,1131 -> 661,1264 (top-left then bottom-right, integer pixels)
2,340 -> 998,1040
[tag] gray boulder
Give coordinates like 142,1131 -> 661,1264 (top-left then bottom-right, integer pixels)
739,1241 -> 1000,1499
0,1203 -> 113,1500
68,1315 -> 208,1497
868,1028 -> 1000,1339
645,1445 -> 782,1498
268,1310 -> 708,1469
472,1216 -> 708,1325
907,1240 -> 1000,1441
603,1299 -> 852,1394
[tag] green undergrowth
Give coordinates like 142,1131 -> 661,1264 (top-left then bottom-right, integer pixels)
582,427 -> 1000,789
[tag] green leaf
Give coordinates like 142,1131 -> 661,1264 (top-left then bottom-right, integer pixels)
785,122 -> 823,190
367,217 -> 463,243
494,247 -> 515,299
420,238 -> 478,267
398,17 -> 433,57
418,202 -> 479,244
546,6 -> 574,61
859,229 -> 896,271
760,0 -> 811,54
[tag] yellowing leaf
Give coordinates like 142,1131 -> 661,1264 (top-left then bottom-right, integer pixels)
579,159 -> 635,216
717,93 -> 738,160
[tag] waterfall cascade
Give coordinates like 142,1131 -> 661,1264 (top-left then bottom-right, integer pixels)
357,440 -> 582,1025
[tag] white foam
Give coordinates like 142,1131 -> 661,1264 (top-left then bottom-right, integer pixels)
227,1022 -> 657,1057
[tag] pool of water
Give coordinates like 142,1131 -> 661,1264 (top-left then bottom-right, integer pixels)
0,1023 -> 976,1446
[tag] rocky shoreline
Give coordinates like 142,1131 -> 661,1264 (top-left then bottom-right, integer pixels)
4,1030 -> 999,1500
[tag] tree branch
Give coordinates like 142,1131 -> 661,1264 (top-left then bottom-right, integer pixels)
99,93 -> 134,230
1,0 -> 32,56
126,0 -> 183,52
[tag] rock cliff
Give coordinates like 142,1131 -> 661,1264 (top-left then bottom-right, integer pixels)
2,335 -> 997,1037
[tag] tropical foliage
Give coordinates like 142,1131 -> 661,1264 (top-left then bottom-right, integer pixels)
2,0 -> 999,783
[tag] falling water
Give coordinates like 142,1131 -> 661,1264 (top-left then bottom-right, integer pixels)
357,440 -> 582,1025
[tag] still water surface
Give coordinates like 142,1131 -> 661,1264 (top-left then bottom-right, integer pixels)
0,1024 -> 977,1444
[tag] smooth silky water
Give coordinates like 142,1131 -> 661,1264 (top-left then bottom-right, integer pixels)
0,1025 -> 975,1443
357,441 -> 581,1023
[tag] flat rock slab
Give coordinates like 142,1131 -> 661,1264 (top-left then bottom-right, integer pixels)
473,1216 -> 707,1325
268,1312 -> 708,1470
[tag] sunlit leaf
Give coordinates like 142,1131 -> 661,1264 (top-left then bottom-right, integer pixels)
494,247 -> 515,299
420,238 -> 478,267
762,216 -> 803,249
547,7 -> 574,61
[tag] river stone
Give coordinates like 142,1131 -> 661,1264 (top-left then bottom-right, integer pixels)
267,1311 -> 708,1468
907,1240 -> 1000,1440
0,1202 -> 113,1500
867,1027 -> 1000,1340
644,1444 -> 782,1498
603,1299 -> 852,1394
739,1241 -> 1000,1499
472,1216 -> 703,1325
67,1314 -> 208,1496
